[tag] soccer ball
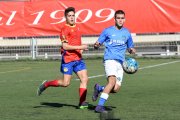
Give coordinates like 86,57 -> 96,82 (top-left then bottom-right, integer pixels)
122,57 -> 138,74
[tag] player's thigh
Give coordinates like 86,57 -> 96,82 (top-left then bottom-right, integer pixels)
104,60 -> 118,77
113,63 -> 123,92
74,60 -> 88,82
62,74 -> 72,86
107,75 -> 116,85
115,63 -> 124,86
104,60 -> 124,86
76,69 -> 88,83
60,62 -> 73,86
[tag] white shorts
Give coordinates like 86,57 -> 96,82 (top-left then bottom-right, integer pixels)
104,60 -> 124,86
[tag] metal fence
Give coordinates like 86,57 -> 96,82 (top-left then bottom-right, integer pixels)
0,33 -> 180,60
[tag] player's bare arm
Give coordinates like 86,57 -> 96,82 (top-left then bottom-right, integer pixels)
62,42 -> 88,50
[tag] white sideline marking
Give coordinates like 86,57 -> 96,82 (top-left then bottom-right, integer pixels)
0,67 -> 31,74
0,60 -> 179,83
75,74 -> 104,80
75,60 -> 180,80
139,60 -> 180,70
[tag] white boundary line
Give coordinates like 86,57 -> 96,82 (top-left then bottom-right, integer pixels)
75,60 -> 180,80
0,67 -> 31,74
0,60 -> 179,83
139,60 -> 180,70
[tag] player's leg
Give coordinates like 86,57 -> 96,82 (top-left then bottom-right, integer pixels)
92,83 -> 105,101
76,69 -> 88,107
96,61 -> 122,112
37,75 -> 72,96
37,61 -> 73,96
92,75 -> 121,101
92,61 -> 116,102
95,76 -> 116,112
74,60 -> 89,108
103,76 -> 116,93
112,61 -> 123,93
77,69 -> 88,88
112,84 -> 121,93
95,60 -> 118,113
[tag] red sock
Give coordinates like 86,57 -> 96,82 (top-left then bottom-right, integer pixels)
79,88 -> 87,105
44,80 -> 59,88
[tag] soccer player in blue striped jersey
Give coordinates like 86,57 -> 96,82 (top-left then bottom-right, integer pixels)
92,10 -> 136,113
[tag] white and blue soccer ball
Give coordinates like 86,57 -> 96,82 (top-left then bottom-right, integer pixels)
122,57 -> 139,74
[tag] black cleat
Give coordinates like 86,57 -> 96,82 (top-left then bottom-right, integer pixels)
37,80 -> 47,96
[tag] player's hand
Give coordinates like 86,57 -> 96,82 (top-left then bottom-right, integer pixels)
128,48 -> 136,54
94,42 -> 100,50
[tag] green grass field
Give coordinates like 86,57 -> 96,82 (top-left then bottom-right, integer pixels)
0,58 -> 180,120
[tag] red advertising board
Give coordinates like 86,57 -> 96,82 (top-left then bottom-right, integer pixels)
0,0 -> 180,37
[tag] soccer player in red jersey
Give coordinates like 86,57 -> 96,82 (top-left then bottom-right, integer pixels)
37,7 -> 89,109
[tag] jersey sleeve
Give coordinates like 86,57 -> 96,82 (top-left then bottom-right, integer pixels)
60,26 -> 68,43
98,29 -> 107,45
127,33 -> 134,48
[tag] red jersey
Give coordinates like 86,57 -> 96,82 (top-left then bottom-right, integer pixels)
60,24 -> 82,63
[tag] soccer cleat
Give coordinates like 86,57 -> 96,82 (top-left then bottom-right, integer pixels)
92,84 -> 100,101
79,102 -> 89,109
37,80 -> 47,96
95,105 -> 107,113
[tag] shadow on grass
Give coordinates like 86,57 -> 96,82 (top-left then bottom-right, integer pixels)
33,102 -> 77,108
33,102 -> 116,112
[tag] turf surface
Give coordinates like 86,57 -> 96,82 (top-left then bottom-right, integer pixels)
0,58 -> 180,120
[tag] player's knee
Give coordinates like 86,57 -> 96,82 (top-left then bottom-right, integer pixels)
112,89 -> 120,93
62,81 -> 70,87
81,77 -> 88,83
112,86 -> 120,93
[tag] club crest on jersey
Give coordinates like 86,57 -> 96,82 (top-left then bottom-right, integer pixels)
63,67 -> 68,72
121,36 -> 126,41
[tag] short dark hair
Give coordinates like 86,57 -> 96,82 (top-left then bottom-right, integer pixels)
64,7 -> 75,17
114,10 -> 125,18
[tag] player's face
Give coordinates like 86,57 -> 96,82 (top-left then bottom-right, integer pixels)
66,11 -> 75,26
115,14 -> 125,28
